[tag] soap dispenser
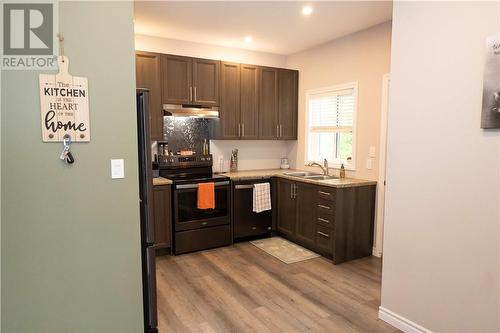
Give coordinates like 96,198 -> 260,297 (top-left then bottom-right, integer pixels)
340,164 -> 346,179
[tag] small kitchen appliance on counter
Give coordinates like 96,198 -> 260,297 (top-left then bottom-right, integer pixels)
280,157 -> 290,169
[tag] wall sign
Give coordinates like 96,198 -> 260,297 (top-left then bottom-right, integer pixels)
39,56 -> 90,141
481,35 -> 500,129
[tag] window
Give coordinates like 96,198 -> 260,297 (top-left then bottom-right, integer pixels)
306,83 -> 357,169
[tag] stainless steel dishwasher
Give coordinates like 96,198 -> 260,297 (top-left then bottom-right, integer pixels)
232,179 -> 273,240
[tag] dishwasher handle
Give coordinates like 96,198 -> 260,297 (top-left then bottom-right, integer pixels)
235,184 -> 255,190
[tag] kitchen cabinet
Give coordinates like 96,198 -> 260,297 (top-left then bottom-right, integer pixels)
276,178 -> 376,264
276,178 -> 296,236
218,63 -> 259,139
135,51 -> 163,141
240,64 -> 259,139
259,67 -> 279,139
278,69 -> 298,140
258,68 -> 298,140
161,55 -> 220,106
161,54 -> 192,105
219,62 -> 241,139
193,58 -> 220,106
295,182 -> 317,247
152,185 -> 172,253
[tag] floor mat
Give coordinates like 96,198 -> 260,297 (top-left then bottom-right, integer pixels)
250,237 -> 320,264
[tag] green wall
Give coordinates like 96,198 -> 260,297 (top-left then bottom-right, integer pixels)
1,2 -> 144,332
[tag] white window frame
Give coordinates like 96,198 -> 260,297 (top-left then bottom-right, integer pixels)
304,82 -> 358,171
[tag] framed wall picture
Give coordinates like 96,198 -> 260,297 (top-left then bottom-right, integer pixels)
481,35 -> 500,129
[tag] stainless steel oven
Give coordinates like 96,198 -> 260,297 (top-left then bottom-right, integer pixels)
160,155 -> 232,255
173,180 -> 230,231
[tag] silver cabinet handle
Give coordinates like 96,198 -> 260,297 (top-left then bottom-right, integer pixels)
194,86 -> 197,101
238,123 -> 241,137
189,87 -> 193,101
317,231 -> 330,237
318,191 -> 331,196
317,217 -> 330,224
241,123 -> 245,137
290,183 -> 293,199
318,204 -> 331,210
276,124 -> 280,137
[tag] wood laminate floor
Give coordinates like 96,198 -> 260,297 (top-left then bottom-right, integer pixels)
156,242 -> 399,333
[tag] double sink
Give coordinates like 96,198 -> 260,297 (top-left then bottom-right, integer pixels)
284,172 -> 339,181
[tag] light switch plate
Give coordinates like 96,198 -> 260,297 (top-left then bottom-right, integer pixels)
369,146 -> 376,157
111,159 -> 125,179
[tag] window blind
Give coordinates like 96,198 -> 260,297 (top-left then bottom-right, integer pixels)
309,88 -> 354,133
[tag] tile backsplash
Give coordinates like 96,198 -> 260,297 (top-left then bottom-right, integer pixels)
163,117 -> 210,154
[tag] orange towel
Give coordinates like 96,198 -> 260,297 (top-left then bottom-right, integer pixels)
197,182 -> 215,209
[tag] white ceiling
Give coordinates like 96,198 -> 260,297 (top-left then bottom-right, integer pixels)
134,1 -> 393,55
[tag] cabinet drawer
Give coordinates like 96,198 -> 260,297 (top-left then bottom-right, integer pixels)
316,211 -> 334,228
317,198 -> 334,215
317,187 -> 335,201
315,225 -> 333,254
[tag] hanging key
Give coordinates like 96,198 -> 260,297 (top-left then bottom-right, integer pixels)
60,136 -> 75,164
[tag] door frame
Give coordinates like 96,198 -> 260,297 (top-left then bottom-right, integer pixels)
373,73 -> 390,257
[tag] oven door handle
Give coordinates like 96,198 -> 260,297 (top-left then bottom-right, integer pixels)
175,181 -> 230,190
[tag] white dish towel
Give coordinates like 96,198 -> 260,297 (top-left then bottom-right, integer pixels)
253,182 -> 272,213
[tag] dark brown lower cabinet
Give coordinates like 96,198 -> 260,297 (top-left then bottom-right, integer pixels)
276,178 -> 296,236
295,182 -> 316,247
152,185 -> 172,253
276,178 -> 376,264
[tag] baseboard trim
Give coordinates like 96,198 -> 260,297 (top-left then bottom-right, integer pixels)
372,247 -> 382,258
378,307 -> 433,333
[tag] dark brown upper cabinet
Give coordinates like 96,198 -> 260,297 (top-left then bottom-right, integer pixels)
258,67 -> 279,139
240,64 -> 260,139
278,69 -> 298,140
161,54 -> 192,105
161,55 -> 220,107
219,63 -> 260,140
219,62 -> 241,139
135,51 -> 163,141
193,58 -> 220,106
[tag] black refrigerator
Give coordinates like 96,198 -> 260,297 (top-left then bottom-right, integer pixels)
136,89 -> 158,333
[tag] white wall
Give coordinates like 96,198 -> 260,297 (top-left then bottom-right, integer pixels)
381,2 -> 500,333
135,34 -> 289,170
286,22 -> 392,181
135,34 -> 287,67
210,140 -> 289,172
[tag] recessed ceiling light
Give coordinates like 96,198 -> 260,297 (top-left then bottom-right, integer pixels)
244,36 -> 253,43
302,6 -> 313,16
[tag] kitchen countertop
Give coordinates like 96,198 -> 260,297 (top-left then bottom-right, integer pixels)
153,177 -> 173,186
222,169 -> 377,188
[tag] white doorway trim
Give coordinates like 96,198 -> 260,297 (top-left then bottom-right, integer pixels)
373,73 -> 390,258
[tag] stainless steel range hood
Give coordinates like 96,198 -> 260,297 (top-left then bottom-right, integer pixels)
163,104 -> 219,118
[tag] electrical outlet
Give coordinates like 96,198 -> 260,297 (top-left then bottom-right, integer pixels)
366,158 -> 373,170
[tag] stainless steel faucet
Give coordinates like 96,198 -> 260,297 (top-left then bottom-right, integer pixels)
307,159 -> 329,176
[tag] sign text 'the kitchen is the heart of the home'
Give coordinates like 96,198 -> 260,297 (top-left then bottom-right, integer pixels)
39,56 -> 90,142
